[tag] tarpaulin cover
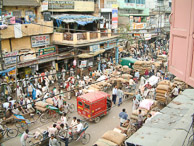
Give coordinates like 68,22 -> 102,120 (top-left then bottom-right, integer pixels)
77,49 -> 105,58
52,14 -> 103,26
0,67 -> 16,75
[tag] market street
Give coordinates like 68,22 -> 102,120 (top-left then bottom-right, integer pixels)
2,97 -> 132,146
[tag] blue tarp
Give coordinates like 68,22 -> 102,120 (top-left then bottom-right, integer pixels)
0,67 -> 16,76
52,14 -> 102,26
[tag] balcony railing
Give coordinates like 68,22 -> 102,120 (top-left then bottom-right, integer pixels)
52,29 -> 119,45
77,33 -> 87,40
100,30 -> 108,37
64,33 -> 73,41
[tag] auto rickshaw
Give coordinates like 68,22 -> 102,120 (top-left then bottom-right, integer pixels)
77,91 -> 112,123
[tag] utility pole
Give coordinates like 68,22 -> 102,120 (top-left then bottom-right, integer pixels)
0,0 -> 3,71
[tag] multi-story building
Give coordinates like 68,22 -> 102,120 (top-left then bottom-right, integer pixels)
117,0 -> 149,29
146,0 -> 172,35
41,0 -> 120,75
0,0 -> 54,78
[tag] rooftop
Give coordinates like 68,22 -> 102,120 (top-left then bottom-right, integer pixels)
79,91 -> 110,103
125,89 -> 194,146
3,0 -> 40,7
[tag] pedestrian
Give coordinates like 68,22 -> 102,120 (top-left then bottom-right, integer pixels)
27,83 -> 33,97
117,87 -> 124,106
20,129 -> 34,146
49,134 -> 60,146
171,86 -> 179,98
119,109 -> 128,126
62,67 -> 66,81
59,124 -> 69,146
137,109 -> 144,128
57,95 -> 64,111
112,86 -> 117,105
132,96 -> 139,111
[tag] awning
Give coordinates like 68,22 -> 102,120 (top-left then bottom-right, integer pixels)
52,14 -> 103,26
0,67 -> 16,75
77,49 -> 105,58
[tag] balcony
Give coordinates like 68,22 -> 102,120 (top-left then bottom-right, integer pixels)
1,21 -> 53,39
52,29 -> 119,46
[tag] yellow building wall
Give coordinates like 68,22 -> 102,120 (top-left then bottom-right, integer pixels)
1,39 -> 11,53
47,1 -> 94,12
11,37 -> 31,51
1,21 -> 53,39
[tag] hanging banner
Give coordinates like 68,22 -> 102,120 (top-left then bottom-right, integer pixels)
132,23 -> 147,29
112,4 -> 118,29
80,60 -> 87,68
8,69 -> 16,75
31,35 -> 50,47
48,1 -> 74,9
41,1 -> 48,11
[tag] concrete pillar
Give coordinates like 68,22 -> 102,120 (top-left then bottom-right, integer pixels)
73,33 -> 78,44
108,29 -> 111,37
98,30 -> 101,39
87,32 -> 90,41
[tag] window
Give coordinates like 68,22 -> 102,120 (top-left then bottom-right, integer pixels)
136,0 -> 145,4
12,11 -> 21,18
84,103 -> 90,109
78,101 -> 83,106
25,10 -> 34,16
125,0 -> 135,3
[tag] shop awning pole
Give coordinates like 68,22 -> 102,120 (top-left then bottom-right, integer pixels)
15,56 -> 18,102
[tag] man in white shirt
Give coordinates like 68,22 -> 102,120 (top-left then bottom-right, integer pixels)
57,96 -> 64,110
71,117 -> 77,132
76,119 -> 83,133
134,70 -> 140,79
129,78 -> 136,90
171,86 -> 179,97
112,86 -> 118,105
48,124 -> 57,137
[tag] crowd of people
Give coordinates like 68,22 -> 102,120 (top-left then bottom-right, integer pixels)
0,38 -> 185,146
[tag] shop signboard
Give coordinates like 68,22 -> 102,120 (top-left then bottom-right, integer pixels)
90,45 -> 100,53
112,8 -> 118,29
48,1 -> 74,9
132,23 -> 147,29
4,51 -> 18,65
88,61 -> 93,67
39,46 -> 56,58
80,60 -> 87,68
41,1 -> 48,11
31,35 -> 50,48
9,69 -> 16,75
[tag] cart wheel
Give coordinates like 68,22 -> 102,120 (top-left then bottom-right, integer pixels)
7,128 -> 18,138
69,104 -> 75,113
15,122 -> 28,133
94,117 -> 100,123
81,133 -> 90,145
40,113 -> 48,123
52,113 -> 60,123
45,110 -> 53,119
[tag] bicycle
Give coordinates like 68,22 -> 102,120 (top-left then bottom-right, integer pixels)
14,112 -> 48,133
0,123 -> 18,138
